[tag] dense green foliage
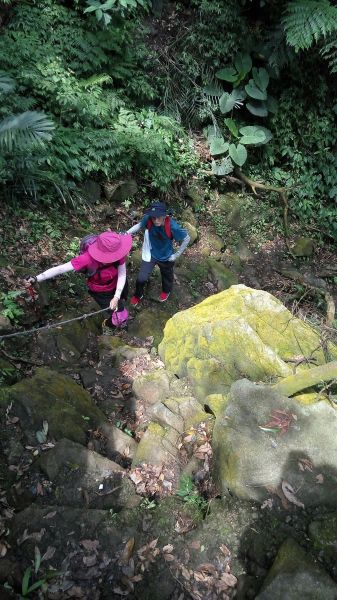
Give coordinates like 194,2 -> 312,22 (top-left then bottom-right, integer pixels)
0,0 -> 336,238
0,0 -> 197,199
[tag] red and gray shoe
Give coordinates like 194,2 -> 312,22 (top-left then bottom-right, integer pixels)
159,292 -> 170,302
130,295 -> 143,306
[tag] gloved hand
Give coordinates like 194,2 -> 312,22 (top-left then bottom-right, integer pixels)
23,276 -> 37,287
168,253 -> 177,262
109,296 -> 119,311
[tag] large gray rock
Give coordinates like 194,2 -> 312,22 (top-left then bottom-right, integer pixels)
256,538 -> 337,600
213,378 -> 337,507
39,438 -> 139,510
104,179 -> 138,204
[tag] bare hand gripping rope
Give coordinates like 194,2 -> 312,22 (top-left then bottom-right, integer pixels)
0,307 -> 108,341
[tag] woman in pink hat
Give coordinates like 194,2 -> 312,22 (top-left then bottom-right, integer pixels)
25,231 -> 133,330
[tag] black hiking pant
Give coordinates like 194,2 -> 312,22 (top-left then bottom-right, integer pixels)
135,258 -> 174,297
89,279 -> 129,312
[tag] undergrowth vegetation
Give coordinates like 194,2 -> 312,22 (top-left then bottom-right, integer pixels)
0,0 -> 336,239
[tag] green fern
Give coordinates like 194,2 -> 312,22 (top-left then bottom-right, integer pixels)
320,32 -> 337,72
0,112 -> 54,152
282,0 -> 337,52
0,72 -> 15,93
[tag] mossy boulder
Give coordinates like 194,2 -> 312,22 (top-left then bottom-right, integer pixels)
309,515 -> 337,568
151,396 -> 210,433
0,368 -> 106,445
213,378 -> 337,506
183,221 -> 198,244
132,422 -> 180,467
36,308 -> 101,364
104,179 -> 138,203
98,335 -> 148,365
256,538 -> 337,600
159,285 -> 337,399
292,237 -> 314,257
181,207 -> 197,227
207,258 -> 238,291
128,306 -> 171,346
132,369 -> 172,406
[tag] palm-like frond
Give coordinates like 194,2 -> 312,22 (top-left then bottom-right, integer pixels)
79,73 -> 112,88
0,111 -> 55,152
282,0 -> 337,52
0,71 -> 15,93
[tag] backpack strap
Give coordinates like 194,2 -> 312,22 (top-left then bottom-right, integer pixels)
146,216 -> 173,240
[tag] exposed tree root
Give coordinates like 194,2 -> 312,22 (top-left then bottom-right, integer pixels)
273,360 -> 337,397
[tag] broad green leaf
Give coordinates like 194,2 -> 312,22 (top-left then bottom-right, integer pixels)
267,96 -> 278,114
234,53 -> 252,76
246,101 -> 268,117
34,546 -> 41,575
252,67 -> 269,91
239,125 -> 267,145
253,126 -> 273,145
211,157 -> 234,176
219,89 -> 245,114
36,430 -> 47,444
215,67 -> 238,82
96,8 -> 103,19
204,125 -> 219,141
22,567 -> 32,596
210,138 -> 229,156
229,143 -> 247,166
245,80 -> 267,100
224,118 -> 239,137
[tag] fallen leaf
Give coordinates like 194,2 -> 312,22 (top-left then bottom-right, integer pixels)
221,572 -> 237,587
80,539 -> 100,553
0,541 -> 8,557
281,480 -> 305,508
120,538 -> 135,564
41,546 -> 56,562
162,544 -> 174,553
83,554 -> 97,567
36,482 -> 44,496
316,473 -> 324,484
189,540 -> 201,550
261,498 -> 273,510
197,562 -> 217,575
298,458 -> 313,472
163,554 -> 175,562
219,544 -> 231,556
43,511 -> 56,519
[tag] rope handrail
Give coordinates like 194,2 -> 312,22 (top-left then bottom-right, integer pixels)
0,307 -> 108,341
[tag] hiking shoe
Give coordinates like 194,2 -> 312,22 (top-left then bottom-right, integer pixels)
159,292 -> 170,302
130,295 -> 143,306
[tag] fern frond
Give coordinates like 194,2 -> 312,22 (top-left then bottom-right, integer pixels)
0,72 -> 15,93
78,74 -> 112,88
0,111 -> 55,152
282,0 -> 337,52
320,32 -> 337,72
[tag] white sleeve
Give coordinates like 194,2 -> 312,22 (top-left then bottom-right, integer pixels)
126,222 -> 142,235
36,261 -> 74,283
114,262 -> 127,299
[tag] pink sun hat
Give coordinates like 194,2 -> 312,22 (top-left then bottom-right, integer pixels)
88,232 -> 133,263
